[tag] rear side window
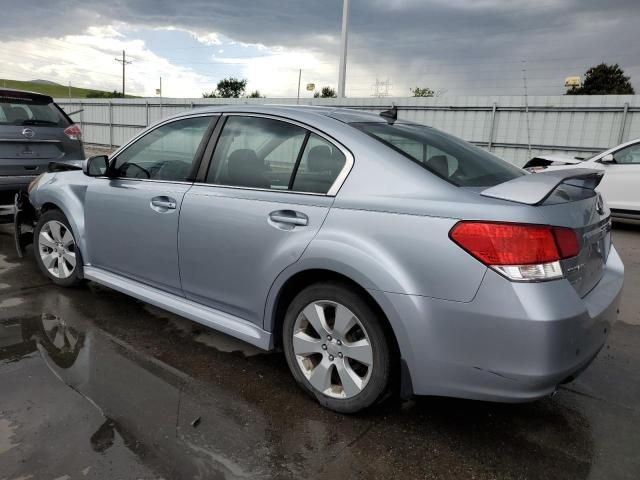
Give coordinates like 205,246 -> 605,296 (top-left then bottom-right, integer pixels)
207,116 -> 306,190
352,122 -> 524,187
0,95 -> 68,127
206,116 -> 345,194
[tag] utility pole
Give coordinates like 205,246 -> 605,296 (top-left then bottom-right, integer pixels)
338,0 -> 350,98
297,69 -> 302,104
115,50 -> 132,97
522,60 -> 532,159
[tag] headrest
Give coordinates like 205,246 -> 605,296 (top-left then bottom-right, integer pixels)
227,149 -> 268,188
308,145 -> 343,173
8,106 -> 28,122
426,155 -> 449,177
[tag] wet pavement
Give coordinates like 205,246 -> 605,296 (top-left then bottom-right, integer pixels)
1,223 -> 639,480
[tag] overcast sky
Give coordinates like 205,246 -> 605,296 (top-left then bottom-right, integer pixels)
1,0 -> 638,97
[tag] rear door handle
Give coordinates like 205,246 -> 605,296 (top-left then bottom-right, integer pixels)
151,196 -> 177,211
269,210 -> 308,226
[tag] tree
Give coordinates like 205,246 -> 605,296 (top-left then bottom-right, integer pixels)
313,86 -> 337,98
87,90 -> 124,98
202,77 -> 248,98
410,86 -> 435,97
566,63 -> 635,95
247,90 -> 264,98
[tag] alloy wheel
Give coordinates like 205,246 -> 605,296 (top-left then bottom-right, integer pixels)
38,220 -> 77,279
292,300 -> 373,399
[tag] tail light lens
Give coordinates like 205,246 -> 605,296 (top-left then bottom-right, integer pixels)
63,124 -> 82,141
450,222 -> 579,281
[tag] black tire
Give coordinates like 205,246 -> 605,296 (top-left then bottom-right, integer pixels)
282,281 -> 392,413
33,209 -> 84,287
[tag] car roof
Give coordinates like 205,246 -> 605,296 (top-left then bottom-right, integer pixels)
0,88 -> 54,103
167,104 -> 389,125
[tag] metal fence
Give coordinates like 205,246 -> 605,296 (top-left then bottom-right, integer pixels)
55,95 -> 640,166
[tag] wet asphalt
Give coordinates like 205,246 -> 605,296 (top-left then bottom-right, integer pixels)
0,222 -> 639,480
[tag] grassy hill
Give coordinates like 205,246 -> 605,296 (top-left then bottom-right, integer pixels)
0,79 -> 137,98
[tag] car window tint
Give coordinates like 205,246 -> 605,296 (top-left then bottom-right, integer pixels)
207,116 -> 306,190
292,134 -> 346,193
613,144 -> 640,164
0,97 -> 67,126
114,116 -> 212,181
352,122 -> 524,187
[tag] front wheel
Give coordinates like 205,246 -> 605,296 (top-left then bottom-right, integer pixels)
282,282 -> 392,413
34,210 -> 84,287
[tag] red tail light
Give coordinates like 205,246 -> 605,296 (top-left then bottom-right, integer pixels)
449,222 -> 579,281
63,124 -> 82,141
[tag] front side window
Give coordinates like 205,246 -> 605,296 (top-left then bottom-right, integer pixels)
206,116 -> 306,190
113,116 -> 213,181
352,122 -> 524,187
613,144 -> 640,164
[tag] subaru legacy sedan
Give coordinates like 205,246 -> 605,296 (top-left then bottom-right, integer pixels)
0,88 -> 84,204
16,105 -> 623,413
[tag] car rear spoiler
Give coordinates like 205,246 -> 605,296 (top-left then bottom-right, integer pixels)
481,168 -> 604,205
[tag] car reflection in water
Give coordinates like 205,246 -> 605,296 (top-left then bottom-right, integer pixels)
0,296 -> 350,479
0,289 -> 602,480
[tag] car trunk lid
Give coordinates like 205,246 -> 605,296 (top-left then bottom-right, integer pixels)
481,168 -> 610,297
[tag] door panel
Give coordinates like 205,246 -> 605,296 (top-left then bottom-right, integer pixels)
85,179 -> 191,295
179,186 -> 333,326
597,143 -> 640,212
83,115 -> 216,295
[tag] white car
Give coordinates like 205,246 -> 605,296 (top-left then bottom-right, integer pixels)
523,139 -> 640,221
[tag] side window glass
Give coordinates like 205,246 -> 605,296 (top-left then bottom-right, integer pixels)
206,116 -> 306,190
613,144 -> 640,164
292,134 -> 347,194
113,116 -> 212,181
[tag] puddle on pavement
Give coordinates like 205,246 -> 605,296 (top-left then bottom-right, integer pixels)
0,302 -> 607,480
145,304 -> 263,357
0,417 -> 21,454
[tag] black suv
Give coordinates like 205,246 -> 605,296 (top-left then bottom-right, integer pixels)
0,89 -> 84,204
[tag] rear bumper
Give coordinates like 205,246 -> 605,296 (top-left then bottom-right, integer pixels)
0,174 -> 37,190
370,246 -> 624,402
0,175 -> 37,205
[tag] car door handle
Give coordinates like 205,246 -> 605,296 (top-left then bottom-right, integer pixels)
269,210 -> 308,226
150,196 -> 177,211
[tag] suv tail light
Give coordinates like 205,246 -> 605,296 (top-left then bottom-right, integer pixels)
63,124 -> 82,141
449,221 -> 579,281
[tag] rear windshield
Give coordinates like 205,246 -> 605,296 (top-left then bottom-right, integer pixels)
352,122 -> 524,187
0,95 -> 68,127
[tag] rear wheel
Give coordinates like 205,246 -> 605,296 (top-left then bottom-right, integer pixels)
282,282 -> 391,413
34,210 -> 84,287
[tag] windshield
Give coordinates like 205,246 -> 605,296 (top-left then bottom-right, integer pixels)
0,96 -> 68,127
352,122 -> 524,187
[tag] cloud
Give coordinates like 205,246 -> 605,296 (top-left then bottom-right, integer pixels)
0,0 -> 639,97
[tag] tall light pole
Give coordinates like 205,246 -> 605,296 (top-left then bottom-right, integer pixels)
338,0 -> 350,98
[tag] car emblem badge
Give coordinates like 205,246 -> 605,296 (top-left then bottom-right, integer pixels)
595,194 -> 604,215
21,128 -> 35,139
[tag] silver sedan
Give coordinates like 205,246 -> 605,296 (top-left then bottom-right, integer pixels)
17,105 -> 623,413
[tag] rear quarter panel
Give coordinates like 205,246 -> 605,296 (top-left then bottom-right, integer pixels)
293,207 -> 487,302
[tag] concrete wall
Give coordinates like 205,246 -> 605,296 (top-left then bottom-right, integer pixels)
56,95 -> 640,166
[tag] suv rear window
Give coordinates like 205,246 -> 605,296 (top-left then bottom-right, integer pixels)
352,122 -> 524,187
0,95 -> 68,127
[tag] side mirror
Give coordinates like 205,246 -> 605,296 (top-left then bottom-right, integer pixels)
83,155 -> 109,177
600,153 -> 615,164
